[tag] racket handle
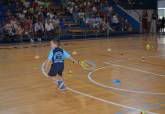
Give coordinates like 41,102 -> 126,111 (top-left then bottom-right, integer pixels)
72,60 -> 79,64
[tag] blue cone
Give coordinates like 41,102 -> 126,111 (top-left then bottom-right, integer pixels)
112,79 -> 121,85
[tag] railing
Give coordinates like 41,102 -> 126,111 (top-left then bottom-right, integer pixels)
0,28 -> 138,44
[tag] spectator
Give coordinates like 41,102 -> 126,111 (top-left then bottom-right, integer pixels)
52,16 -> 60,32
4,20 -> 12,34
101,19 -> 113,35
142,10 -> 148,33
161,17 -> 165,32
3,20 -> 16,42
45,20 -> 54,32
34,20 -> 44,41
16,24 -> 24,42
23,17 -> 33,42
107,6 -> 113,19
45,20 -> 54,39
150,12 -> 157,33
111,13 -> 120,31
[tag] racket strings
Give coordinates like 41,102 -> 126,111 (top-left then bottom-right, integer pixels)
79,60 -> 96,71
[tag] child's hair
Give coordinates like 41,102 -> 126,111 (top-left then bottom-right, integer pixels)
52,39 -> 60,46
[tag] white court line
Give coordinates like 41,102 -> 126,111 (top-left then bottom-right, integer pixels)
104,62 -> 165,78
88,66 -> 165,95
139,54 -> 165,59
108,54 -> 165,63
41,60 -> 157,114
105,54 -> 165,78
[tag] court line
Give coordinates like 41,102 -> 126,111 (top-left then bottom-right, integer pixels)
107,54 -> 165,64
104,62 -> 165,78
41,60 -> 157,114
88,65 -> 165,95
105,54 -> 165,78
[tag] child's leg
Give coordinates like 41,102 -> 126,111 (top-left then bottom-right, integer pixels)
56,75 -> 64,82
56,75 -> 66,90
49,75 -> 66,90
48,65 -> 66,90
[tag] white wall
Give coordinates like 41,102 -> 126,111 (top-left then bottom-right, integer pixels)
158,0 -> 165,18
127,10 -> 154,22
158,0 -> 165,8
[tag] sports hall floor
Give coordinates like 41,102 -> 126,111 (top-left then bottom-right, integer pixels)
0,34 -> 165,114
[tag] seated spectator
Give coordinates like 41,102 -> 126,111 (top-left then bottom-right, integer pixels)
23,17 -> 33,42
101,19 -> 113,35
3,20 -> 16,42
52,16 -> 60,32
47,11 -> 55,20
24,17 -> 33,34
111,13 -> 120,31
22,0 -> 30,8
45,20 -> 54,33
5,9 -> 12,17
4,20 -> 12,34
34,20 -> 44,41
107,6 -> 113,19
15,24 -> 24,42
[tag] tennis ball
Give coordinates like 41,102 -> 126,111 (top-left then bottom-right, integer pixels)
146,44 -> 151,50
107,48 -> 112,52
34,55 -> 40,59
80,61 -> 85,64
72,51 -> 77,55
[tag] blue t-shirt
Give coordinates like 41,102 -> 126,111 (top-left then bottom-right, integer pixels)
48,48 -> 70,62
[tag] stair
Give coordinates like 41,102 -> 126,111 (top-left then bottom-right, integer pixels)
108,0 -> 141,32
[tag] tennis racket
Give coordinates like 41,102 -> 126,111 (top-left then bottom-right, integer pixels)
78,60 -> 96,71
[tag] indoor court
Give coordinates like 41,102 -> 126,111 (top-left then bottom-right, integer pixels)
0,35 -> 165,114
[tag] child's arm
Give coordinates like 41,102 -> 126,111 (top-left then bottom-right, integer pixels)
68,56 -> 78,64
63,50 -> 78,64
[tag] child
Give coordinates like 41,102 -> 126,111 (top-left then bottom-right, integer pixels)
45,39 -> 78,91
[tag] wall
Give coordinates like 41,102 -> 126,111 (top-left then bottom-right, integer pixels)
158,0 -> 165,18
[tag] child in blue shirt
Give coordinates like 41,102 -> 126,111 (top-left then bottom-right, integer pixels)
45,39 -> 78,91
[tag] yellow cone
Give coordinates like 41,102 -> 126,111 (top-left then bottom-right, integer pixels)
68,70 -> 73,74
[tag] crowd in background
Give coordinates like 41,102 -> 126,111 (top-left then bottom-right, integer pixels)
63,0 -> 132,32
114,0 -> 157,10
141,10 -> 157,33
2,0 -> 63,42
141,10 -> 165,33
0,0 -> 134,43
158,17 -> 165,33
114,0 -> 141,6
1,0 -> 164,43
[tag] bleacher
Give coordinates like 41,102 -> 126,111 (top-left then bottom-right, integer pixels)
0,0 -> 138,43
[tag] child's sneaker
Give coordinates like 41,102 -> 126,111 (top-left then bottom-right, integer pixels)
56,80 -> 61,87
56,80 -> 67,91
59,83 -> 67,91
